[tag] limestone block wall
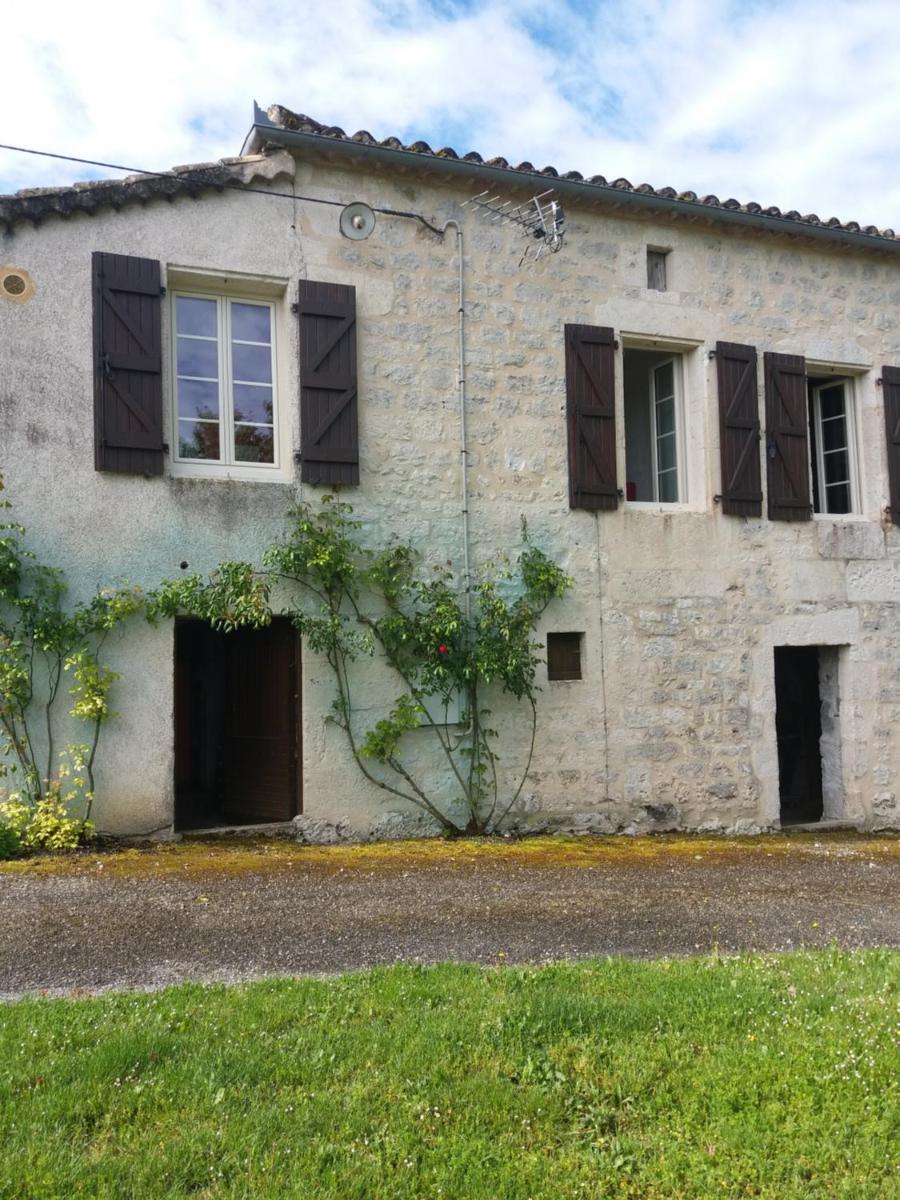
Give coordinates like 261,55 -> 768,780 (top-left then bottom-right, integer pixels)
1,146 -> 897,835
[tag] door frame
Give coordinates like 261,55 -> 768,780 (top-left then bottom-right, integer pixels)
173,616 -> 303,828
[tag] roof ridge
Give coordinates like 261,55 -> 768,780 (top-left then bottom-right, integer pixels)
260,104 -> 896,245
0,150 -> 293,230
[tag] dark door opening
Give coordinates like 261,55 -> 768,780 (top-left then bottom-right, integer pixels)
174,617 -> 300,830
774,646 -> 823,824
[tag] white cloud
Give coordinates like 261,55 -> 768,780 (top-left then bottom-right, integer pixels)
1,0 -> 898,227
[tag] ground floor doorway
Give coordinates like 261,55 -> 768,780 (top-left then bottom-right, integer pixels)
774,645 -> 823,824
174,617 -> 300,830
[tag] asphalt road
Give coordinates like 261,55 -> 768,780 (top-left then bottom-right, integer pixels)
1,836 -> 897,998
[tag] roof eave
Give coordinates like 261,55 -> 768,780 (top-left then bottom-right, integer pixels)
242,108 -> 900,256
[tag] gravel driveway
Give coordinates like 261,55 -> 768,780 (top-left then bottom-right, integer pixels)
1,834 -> 897,998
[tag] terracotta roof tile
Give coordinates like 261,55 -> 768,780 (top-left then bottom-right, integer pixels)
0,152 -> 294,230
1,103 -> 896,248
262,104 -> 897,246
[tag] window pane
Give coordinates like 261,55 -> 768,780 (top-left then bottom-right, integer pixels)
232,342 -> 272,384
825,482 -> 851,514
233,384 -> 274,424
823,448 -> 849,486
819,385 -> 845,422
657,431 -> 677,472
821,414 -> 847,453
658,470 -> 678,503
178,420 -> 220,460
176,296 -> 217,338
231,303 -> 271,343
177,337 -> 218,380
654,361 -> 674,400
655,396 -> 675,436
234,424 -> 274,463
178,378 -> 220,420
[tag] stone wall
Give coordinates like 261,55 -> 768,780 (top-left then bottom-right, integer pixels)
1,146 -> 897,835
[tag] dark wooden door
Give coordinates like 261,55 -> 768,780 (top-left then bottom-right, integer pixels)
774,646 -> 823,824
175,618 -> 300,828
222,620 -> 300,824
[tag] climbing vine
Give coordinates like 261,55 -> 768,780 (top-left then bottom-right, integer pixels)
0,475 -> 142,848
1,474 -> 571,845
150,496 -> 571,835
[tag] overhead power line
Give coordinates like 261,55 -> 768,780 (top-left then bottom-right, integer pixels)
0,141 -> 345,206
0,141 -> 445,233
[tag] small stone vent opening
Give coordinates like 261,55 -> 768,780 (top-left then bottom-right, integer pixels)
774,645 -> 843,825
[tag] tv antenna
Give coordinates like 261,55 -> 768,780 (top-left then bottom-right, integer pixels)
462,188 -> 565,265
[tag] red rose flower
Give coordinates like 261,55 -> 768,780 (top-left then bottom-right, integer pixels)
438,644 -> 448,654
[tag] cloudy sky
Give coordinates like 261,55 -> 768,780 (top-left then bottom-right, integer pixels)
3,0 -> 899,228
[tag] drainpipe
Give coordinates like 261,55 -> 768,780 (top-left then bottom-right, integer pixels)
439,218 -> 474,743
440,219 -> 470,620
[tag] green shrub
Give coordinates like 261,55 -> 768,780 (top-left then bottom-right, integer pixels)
0,747 -> 95,851
0,820 -> 20,859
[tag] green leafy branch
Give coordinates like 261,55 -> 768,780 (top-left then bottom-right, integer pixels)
150,498 -> 571,835
0,475 -> 142,845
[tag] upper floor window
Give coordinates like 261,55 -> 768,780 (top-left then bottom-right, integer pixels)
624,347 -> 686,504
172,292 -> 282,476
808,376 -> 860,515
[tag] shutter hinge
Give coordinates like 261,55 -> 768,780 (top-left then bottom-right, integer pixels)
616,488 -> 624,499
876,377 -> 883,386
162,442 -> 170,455
713,494 -> 722,503
159,285 -> 167,296
291,302 -> 300,315
293,450 -> 303,464
613,339 -> 619,350
708,350 -> 717,359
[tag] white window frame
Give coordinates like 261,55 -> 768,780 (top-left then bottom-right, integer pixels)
169,287 -> 290,482
621,335 -> 699,511
648,355 -> 685,504
810,378 -> 861,516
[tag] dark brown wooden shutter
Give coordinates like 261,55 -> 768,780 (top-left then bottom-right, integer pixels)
883,365 -> 900,525
298,280 -> 359,486
716,341 -> 762,517
565,324 -> 618,511
764,351 -> 811,521
92,252 -> 164,475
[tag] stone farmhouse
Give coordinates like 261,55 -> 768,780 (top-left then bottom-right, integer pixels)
1,103 -> 898,838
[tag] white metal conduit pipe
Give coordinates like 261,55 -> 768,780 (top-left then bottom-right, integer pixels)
336,201 -> 471,620
440,219 -> 471,622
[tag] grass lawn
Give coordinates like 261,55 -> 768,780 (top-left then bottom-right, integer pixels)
1,951 -> 896,1198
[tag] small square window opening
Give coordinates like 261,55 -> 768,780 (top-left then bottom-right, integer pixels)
547,632 -> 583,681
647,248 -> 669,291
